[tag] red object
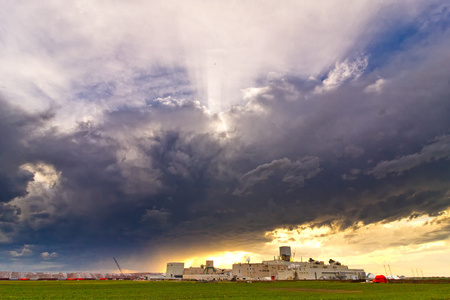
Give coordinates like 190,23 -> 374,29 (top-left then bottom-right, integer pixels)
19,278 -> 30,281
373,275 -> 388,283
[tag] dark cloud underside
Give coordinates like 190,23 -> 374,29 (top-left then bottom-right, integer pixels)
0,1 -> 449,271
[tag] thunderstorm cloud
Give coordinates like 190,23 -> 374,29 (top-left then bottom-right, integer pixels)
0,1 -> 449,274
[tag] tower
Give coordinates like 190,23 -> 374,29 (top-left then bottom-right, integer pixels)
279,246 -> 291,262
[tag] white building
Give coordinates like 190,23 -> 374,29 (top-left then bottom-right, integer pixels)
166,262 -> 184,279
273,260 -> 366,280
232,247 -> 366,280
165,246 -> 366,281
183,260 -> 232,281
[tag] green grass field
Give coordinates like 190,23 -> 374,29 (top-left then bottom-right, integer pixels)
0,280 -> 448,300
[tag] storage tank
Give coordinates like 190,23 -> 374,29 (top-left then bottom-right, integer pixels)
279,246 -> 291,261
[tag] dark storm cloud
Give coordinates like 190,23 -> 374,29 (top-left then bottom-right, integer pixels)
1,1 -> 450,271
0,100 -> 228,253
0,98 -> 44,202
234,157 -> 322,196
3,28 -> 450,260
154,16 -> 450,242
367,135 -> 450,179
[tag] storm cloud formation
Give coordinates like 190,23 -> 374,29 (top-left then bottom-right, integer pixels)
0,1 -> 449,272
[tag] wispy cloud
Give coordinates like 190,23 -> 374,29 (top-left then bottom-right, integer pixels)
368,135 -> 450,178
10,245 -> 33,257
315,56 -> 368,93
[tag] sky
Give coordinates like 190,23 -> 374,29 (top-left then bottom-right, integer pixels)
0,0 -> 449,277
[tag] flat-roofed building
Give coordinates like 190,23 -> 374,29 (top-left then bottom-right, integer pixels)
233,247 -> 366,280
166,262 -> 184,279
232,262 -> 286,280
183,260 -> 232,281
165,246 -> 366,281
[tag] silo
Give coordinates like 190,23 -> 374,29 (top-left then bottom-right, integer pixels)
279,246 -> 291,261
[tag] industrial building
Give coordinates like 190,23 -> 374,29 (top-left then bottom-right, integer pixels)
183,260 -> 232,280
165,260 -> 232,281
165,262 -> 185,279
166,246 -> 366,281
233,246 -> 366,280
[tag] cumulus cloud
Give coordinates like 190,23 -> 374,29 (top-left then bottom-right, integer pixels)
364,78 -> 386,94
10,162 -> 64,230
41,251 -> 58,260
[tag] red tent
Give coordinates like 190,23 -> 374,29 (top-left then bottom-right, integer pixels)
373,275 -> 388,283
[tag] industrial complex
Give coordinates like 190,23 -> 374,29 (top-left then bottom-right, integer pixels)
165,246 -> 366,281
0,246 -> 365,281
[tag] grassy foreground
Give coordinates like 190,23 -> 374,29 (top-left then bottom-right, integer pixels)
0,280 -> 448,300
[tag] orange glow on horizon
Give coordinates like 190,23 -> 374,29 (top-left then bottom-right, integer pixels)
182,251 -> 264,269
145,210 -> 449,276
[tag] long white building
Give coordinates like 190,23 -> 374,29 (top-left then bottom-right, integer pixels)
232,246 -> 366,280
165,246 -> 366,281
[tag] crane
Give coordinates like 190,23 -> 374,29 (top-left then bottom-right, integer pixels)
113,257 -> 125,277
